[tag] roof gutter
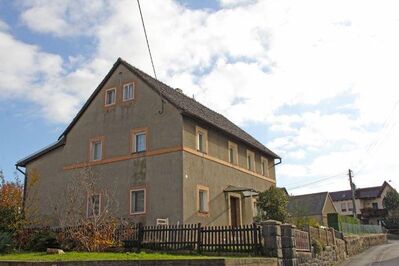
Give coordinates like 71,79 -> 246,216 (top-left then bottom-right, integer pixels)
273,157 -> 282,167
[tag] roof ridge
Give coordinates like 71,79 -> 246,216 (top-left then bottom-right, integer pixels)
119,58 -> 279,159
17,58 -> 280,166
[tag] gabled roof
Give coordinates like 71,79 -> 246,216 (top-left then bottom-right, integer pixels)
330,181 -> 393,201
287,192 -> 331,216
16,137 -> 65,167
16,58 -> 280,167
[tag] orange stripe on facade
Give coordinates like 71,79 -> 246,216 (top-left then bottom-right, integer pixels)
182,147 -> 276,184
63,145 -> 276,183
63,146 -> 183,170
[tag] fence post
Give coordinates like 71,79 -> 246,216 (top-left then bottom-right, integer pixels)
281,224 -> 298,266
253,223 -> 259,255
330,228 -> 336,245
261,220 -> 282,263
197,223 -> 202,254
326,228 -> 329,246
137,223 -> 144,251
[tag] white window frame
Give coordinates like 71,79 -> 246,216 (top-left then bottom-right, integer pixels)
90,138 -> 103,161
105,87 -> 116,106
123,82 -> 135,102
87,194 -> 101,217
195,126 -> 208,153
131,129 -> 147,153
130,188 -> 146,215
197,185 -> 209,214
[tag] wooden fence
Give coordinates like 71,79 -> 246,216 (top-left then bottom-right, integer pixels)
125,223 -> 262,254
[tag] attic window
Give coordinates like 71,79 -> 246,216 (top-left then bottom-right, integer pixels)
123,83 -> 134,101
105,88 -> 116,106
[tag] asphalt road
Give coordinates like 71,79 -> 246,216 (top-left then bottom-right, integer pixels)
340,240 -> 399,266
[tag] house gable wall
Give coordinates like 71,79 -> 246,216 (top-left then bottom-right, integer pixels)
25,64 -> 184,225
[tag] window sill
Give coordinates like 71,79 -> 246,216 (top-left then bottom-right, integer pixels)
197,211 -> 209,217
129,212 -> 146,216
122,98 -> 134,103
132,151 -> 147,155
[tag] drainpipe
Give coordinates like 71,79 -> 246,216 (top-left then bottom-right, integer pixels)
16,165 -> 27,216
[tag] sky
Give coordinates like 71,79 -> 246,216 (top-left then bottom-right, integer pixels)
0,0 -> 398,195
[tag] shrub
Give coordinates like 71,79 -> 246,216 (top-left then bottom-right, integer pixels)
27,230 -> 60,251
0,231 -> 12,253
311,239 -> 323,255
383,216 -> 399,229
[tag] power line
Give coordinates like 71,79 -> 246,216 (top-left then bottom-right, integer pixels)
286,171 -> 346,190
354,97 -> 399,174
137,0 -> 157,79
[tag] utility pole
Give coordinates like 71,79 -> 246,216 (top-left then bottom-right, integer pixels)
348,169 -> 357,218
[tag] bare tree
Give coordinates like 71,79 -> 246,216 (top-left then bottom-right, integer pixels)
51,167 -> 124,251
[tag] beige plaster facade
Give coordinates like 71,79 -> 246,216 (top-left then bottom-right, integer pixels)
20,60 -> 279,227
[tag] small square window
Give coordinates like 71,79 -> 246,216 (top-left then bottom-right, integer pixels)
87,194 -> 100,217
341,203 -> 347,212
105,88 -> 116,106
123,83 -> 134,101
130,189 -> 145,214
91,140 -> 102,161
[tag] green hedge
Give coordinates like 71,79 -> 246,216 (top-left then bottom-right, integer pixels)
327,213 -> 360,231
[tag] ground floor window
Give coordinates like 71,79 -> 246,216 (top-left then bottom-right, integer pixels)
87,194 -> 101,217
130,189 -> 146,214
197,185 -> 209,214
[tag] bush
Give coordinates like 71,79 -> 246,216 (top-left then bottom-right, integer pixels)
0,231 -> 13,253
383,216 -> 399,229
311,239 -> 323,255
27,230 -> 60,251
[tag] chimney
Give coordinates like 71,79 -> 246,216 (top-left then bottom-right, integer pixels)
175,88 -> 183,94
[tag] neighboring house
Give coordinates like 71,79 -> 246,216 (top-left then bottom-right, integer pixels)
330,181 -> 394,225
16,58 -> 281,227
287,192 -> 337,226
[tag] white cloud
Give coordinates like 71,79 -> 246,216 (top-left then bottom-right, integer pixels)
19,0 -> 110,37
2,0 -> 399,193
219,0 -> 256,8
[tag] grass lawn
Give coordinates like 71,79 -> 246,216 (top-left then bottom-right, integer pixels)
0,252 -> 214,262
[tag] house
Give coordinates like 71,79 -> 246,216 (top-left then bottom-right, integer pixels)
16,58 -> 281,227
287,192 -> 337,226
330,181 -> 394,225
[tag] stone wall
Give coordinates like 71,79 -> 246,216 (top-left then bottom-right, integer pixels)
298,246 -> 337,266
344,234 -> 387,256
